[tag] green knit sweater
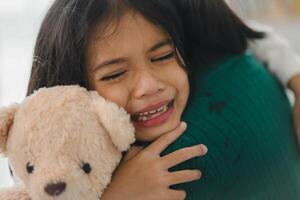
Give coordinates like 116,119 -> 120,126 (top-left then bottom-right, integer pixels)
161,53 -> 300,199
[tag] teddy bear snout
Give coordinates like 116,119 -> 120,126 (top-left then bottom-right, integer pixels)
44,182 -> 66,197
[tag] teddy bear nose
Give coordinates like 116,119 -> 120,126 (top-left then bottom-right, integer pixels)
44,182 -> 66,196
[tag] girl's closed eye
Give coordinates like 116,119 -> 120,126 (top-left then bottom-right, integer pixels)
151,51 -> 175,63
99,51 -> 176,82
100,71 -> 127,81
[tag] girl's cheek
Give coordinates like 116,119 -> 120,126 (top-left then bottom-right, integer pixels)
99,85 -> 130,109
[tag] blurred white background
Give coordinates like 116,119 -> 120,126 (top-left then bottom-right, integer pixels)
227,0 -> 300,53
0,0 -> 52,187
0,0 -> 300,188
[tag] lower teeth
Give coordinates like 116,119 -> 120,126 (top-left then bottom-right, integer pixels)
137,103 -> 171,122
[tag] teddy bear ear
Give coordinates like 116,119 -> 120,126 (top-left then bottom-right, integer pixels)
0,104 -> 19,155
89,92 -> 135,152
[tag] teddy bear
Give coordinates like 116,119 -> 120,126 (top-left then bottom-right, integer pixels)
0,85 -> 135,200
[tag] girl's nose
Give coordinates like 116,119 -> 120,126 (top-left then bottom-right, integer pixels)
132,69 -> 166,98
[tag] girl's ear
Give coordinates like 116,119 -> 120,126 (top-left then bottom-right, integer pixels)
89,91 -> 135,152
0,104 -> 19,155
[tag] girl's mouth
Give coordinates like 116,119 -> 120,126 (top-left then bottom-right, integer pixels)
131,100 -> 175,128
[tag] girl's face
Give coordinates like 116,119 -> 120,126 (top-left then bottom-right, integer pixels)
86,11 -> 189,141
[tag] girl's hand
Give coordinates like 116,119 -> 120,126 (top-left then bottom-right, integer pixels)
101,122 -> 208,200
289,74 -> 300,146
293,100 -> 300,145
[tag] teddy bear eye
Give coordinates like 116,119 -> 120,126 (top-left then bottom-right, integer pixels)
26,162 -> 34,174
81,162 -> 92,174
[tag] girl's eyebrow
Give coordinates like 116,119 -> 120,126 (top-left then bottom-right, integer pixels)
93,38 -> 173,72
148,38 -> 173,53
93,58 -> 127,72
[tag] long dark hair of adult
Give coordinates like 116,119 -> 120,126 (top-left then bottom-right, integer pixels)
27,0 -> 264,96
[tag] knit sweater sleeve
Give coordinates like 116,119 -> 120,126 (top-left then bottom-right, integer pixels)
246,20 -> 300,85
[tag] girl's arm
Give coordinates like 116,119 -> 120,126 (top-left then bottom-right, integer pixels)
247,21 -> 300,145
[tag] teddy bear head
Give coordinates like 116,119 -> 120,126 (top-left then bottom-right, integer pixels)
0,86 -> 135,200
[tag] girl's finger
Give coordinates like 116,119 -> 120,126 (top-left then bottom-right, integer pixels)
161,144 -> 207,168
122,146 -> 144,162
145,122 -> 187,154
167,189 -> 187,200
166,170 -> 202,185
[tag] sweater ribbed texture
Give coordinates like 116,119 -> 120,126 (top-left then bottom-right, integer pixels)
161,53 -> 300,199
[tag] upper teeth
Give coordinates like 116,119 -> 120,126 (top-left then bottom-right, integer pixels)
136,103 -> 169,116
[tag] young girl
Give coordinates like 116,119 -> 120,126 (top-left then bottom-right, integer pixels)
26,0 -> 300,199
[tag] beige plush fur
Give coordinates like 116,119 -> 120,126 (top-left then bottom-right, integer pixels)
0,86 -> 135,200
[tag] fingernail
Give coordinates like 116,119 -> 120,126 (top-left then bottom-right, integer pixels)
181,122 -> 187,129
200,144 -> 208,154
197,170 -> 202,178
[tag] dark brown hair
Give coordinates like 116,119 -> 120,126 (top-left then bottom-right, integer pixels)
27,0 -> 264,96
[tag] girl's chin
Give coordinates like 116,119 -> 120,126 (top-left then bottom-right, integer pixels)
134,121 -> 180,142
